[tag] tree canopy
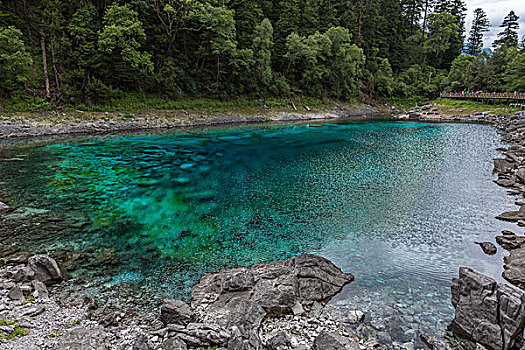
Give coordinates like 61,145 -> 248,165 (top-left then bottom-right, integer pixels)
0,0 -> 522,106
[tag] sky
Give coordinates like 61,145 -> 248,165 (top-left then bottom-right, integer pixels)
464,0 -> 525,48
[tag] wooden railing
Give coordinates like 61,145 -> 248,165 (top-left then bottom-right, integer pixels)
441,92 -> 525,100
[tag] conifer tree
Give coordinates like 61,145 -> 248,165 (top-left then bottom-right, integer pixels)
493,11 -> 520,48
466,8 -> 490,55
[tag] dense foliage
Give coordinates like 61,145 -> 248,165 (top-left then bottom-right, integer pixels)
0,0 -> 522,107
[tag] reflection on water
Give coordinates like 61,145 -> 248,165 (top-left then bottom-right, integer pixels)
0,121 -> 517,344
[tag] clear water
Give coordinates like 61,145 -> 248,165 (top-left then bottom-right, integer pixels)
0,121 -> 518,343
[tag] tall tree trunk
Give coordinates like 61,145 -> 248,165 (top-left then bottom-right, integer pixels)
357,4 -> 363,47
41,36 -> 51,100
50,38 -> 60,101
419,0 -> 429,69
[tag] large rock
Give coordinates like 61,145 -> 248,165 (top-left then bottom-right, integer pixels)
57,327 -> 108,350
449,267 -> 525,350
160,299 -> 194,326
496,206 -> 525,222
190,254 -> 353,350
191,254 -> 353,317
162,337 -> 187,350
495,175 -> 516,187
516,168 -> 525,183
496,235 -> 525,250
313,331 -> 359,350
28,255 -> 63,285
223,298 -> 266,349
167,323 -> 231,347
493,159 -> 515,173
503,247 -> 525,289
475,242 -> 497,255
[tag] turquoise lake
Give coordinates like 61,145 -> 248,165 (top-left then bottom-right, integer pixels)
0,121 -> 518,343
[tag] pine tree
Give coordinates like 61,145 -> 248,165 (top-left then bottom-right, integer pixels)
466,8 -> 490,55
493,11 -> 520,48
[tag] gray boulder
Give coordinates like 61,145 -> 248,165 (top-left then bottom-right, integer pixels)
516,168 -> 525,183
266,331 -> 290,350
503,247 -> 525,289
495,175 -> 516,187
496,235 -> 525,250
190,254 -> 353,350
313,331 -> 359,350
167,323 -> 231,347
475,242 -> 497,255
13,266 -> 35,282
449,267 -> 525,350
191,254 -> 353,317
493,159 -> 515,173
162,337 -> 187,350
224,298 -> 265,350
8,284 -> 24,300
419,333 -> 451,350
28,255 -> 63,285
132,334 -> 152,350
161,299 -> 194,326
496,206 -> 525,222
56,327 -> 108,350
32,280 -> 49,299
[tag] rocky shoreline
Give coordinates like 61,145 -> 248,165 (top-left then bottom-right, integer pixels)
0,252 -> 386,350
395,108 -> 525,348
0,105 -> 380,140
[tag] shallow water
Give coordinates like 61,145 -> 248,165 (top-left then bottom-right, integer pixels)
0,121 -> 519,344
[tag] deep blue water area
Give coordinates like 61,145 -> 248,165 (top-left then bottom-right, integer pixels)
0,121 -> 519,343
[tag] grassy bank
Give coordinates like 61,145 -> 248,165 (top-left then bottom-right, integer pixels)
430,98 -> 523,115
0,94 -> 382,127
0,94 -> 362,114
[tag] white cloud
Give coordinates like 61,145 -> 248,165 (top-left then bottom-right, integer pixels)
464,0 -> 525,47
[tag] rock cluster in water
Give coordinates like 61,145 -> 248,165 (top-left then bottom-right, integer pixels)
394,109 -> 525,350
489,112 -> 525,290
449,267 -> 525,350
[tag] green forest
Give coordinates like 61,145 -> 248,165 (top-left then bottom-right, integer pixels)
0,0 -> 523,110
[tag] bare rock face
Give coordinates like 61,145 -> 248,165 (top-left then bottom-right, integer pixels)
160,299 -> 194,326
166,323 -> 231,347
496,235 -> 525,250
495,233 -> 525,289
312,331 -> 359,350
503,248 -> 525,289
475,242 -> 497,255
57,327 -> 109,350
28,255 -> 63,285
496,206 -> 525,222
516,168 -> 525,184
190,254 -> 353,350
449,267 -> 525,350
493,159 -> 515,173
191,254 -> 353,317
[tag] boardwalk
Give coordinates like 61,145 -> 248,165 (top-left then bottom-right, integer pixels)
441,92 -> 525,100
